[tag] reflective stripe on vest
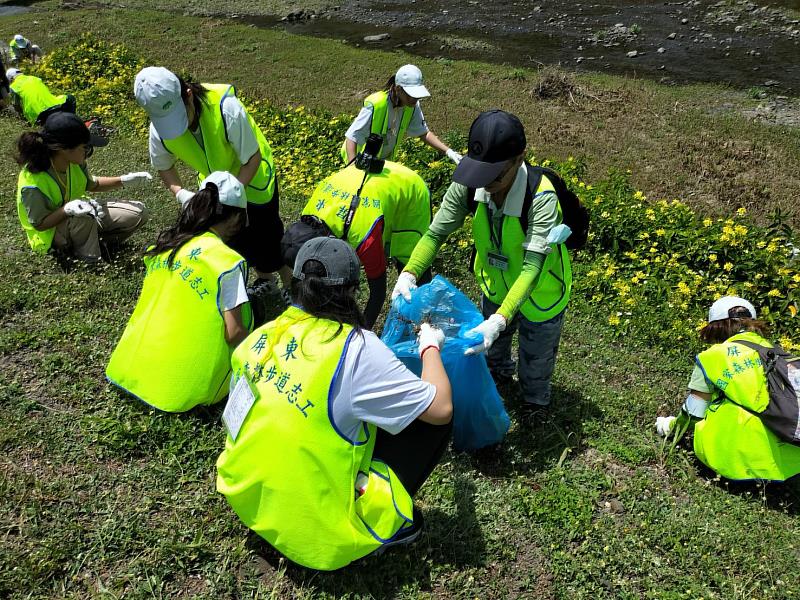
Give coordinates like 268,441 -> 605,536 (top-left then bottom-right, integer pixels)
302,161 -> 431,264
16,165 -> 88,254
340,90 -> 414,163
216,306 -> 415,570
10,75 -> 67,125
161,83 -> 275,204
106,232 -> 252,412
471,175 -> 572,322
692,331 -> 800,481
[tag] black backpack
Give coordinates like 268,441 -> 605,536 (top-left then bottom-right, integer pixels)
724,340 -> 800,445
466,163 -> 590,251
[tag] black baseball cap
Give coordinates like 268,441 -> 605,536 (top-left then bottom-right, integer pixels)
42,112 -> 108,148
293,237 -> 361,287
453,109 -> 526,188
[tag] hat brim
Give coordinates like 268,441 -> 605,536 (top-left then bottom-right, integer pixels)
150,104 -> 189,140
452,156 -> 510,188
399,83 -> 430,99
88,132 -> 109,147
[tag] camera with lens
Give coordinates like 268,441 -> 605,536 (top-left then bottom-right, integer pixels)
354,133 -> 385,174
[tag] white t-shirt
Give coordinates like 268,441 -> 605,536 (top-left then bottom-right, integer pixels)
148,95 -> 260,172
218,266 -> 249,312
329,330 -> 436,442
344,99 -> 429,160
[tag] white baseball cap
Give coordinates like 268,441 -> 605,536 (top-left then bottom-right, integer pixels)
708,296 -> 757,323
13,34 -> 28,48
5,68 -> 20,82
200,171 -> 248,209
133,66 -> 188,140
395,64 -> 429,99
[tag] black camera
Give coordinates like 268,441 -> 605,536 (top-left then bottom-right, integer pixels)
354,133 -> 385,174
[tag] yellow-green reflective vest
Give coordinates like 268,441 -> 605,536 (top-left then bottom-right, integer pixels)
216,306 -> 415,570
340,90 -> 414,163
106,232 -> 252,412
10,74 -> 67,125
16,164 -> 88,254
161,83 -> 276,205
472,172 -> 572,322
693,331 -> 800,481
302,161 -> 431,264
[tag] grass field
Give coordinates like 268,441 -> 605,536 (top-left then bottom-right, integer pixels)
1,6 -> 800,600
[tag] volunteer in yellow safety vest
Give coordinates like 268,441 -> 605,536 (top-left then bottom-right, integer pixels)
656,296 -> 800,482
217,237 -> 453,570
107,172 -> 253,413
15,112 -> 150,261
8,34 -> 43,65
6,68 -> 77,125
134,67 -> 291,297
393,110 -> 573,410
343,64 -> 462,165
287,150 -> 432,328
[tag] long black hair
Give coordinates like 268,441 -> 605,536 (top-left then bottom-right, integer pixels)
178,76 -> 209,119
15,130 -> 73,173
291,259 -> 364,339
145,183 -> 246,267
383,75 -> 396,91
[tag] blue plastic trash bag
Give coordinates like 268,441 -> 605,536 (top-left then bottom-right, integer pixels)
382,275 -> 510,451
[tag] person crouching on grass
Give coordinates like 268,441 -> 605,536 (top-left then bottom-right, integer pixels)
15,112 -> 150,262
656,296 -> 800,482
217,237 -> 453,570
106,172 -> 253,413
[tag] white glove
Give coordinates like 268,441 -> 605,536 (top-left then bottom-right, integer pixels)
391,271 -> 417,302
446,148 -> 463,164
120,171 -> 152,188
87,199 -> 106,220
546,223 -> 573,245
63,199 -> 96,218
464,313 -> 507,356
417,323 -> 445,358
176,188 -> 195,206
655,416 -> 677,437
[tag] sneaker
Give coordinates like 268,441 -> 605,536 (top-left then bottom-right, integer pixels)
520,401 -> 551,424
369,508 -> 424,557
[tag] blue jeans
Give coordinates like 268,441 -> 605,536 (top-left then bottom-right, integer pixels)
481,296 -> 565,407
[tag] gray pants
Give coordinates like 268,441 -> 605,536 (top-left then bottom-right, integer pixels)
482,296 -> 565,407
52,200 -> 148,260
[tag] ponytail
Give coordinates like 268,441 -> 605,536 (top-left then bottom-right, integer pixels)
145,183 -> 244,266
383,75 -> 396,91
15,131 -> 52,173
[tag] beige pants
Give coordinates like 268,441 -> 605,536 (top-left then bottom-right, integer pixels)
52,200 -> 149,260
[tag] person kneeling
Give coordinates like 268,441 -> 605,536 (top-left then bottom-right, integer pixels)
106,172 -> 253,412
15,113 -> 150,262
657,296 -> 800,482
217,237 -> 453,570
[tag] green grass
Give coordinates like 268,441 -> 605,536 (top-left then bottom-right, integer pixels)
2,7 -> 800,225
1,6 -> 800,600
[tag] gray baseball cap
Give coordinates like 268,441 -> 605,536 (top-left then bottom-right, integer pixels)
292,237 -> 360,286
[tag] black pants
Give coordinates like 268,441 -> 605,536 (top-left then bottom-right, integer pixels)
372,418 -> 452,496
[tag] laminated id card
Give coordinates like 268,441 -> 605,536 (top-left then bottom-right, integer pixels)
487,251 -> 509,271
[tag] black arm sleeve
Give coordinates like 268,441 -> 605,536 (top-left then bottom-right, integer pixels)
364,272 -> 388,330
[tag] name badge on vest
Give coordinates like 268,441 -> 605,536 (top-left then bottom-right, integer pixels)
487,251 -> 509,271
